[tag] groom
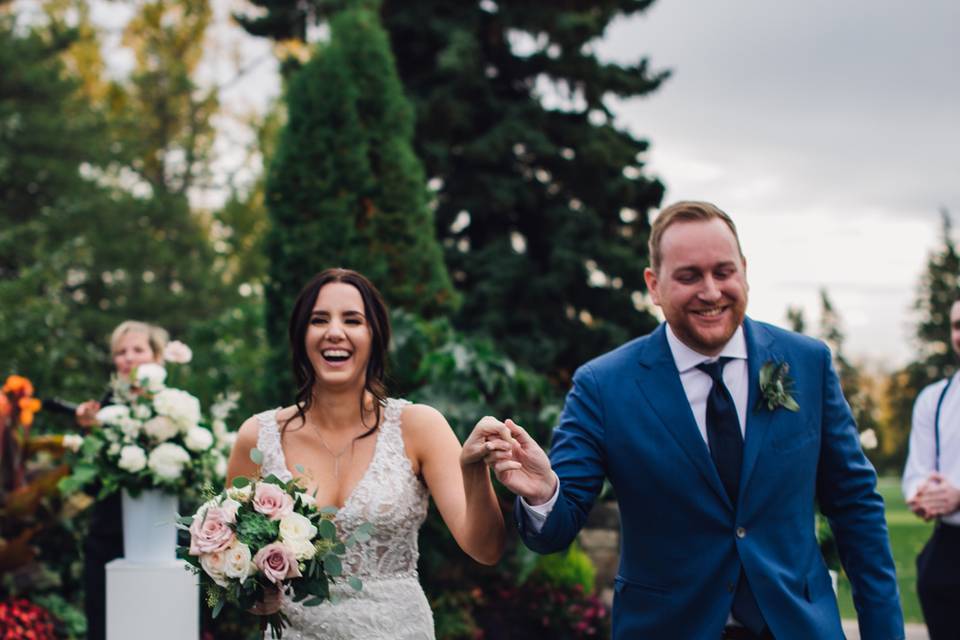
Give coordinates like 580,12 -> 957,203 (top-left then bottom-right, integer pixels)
490,202 -> 904,639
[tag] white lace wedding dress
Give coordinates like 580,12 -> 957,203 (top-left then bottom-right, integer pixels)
255,398 -> 434,639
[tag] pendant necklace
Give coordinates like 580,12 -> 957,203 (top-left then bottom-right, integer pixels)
315,428 -> 355,479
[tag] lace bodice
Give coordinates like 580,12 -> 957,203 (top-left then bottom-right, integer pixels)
255,398 -> 430,580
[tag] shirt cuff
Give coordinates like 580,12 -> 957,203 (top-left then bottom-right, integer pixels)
519,474 -> 560,533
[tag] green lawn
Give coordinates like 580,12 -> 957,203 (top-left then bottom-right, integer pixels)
835,476 -> 933,623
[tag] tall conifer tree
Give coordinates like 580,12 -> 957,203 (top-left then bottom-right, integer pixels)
263,3 -> 456,401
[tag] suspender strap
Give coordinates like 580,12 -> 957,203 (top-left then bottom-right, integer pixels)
934,375 -> 954,473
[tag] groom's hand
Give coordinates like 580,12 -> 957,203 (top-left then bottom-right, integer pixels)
490,419 -> 557,505
460,416 -> 516,467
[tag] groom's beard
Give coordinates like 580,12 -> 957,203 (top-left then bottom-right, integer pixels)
672,295 -> 747,355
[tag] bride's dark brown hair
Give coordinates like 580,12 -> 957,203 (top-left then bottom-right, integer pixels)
282,268 -> 390,437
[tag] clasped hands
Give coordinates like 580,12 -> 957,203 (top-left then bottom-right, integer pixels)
908,472 -> 960,521
461,416 -> 558,506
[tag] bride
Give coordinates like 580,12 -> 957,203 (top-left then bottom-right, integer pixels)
226,268 -> 510,639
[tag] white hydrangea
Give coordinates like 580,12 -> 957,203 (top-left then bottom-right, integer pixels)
117,445 -> 147,473
184,426 -> 214,452
108,443 -> 121,456
134,363 -> 167,392
147,443 -> 191,481
62,434 -> 84,452
96,405 -> 131,425
153,389 -> 201,429
214,452 -> 228,479
133,403 -> 153,420
859,428 -> 878,450
143,416 -> 179,442
117,417 -> 143,440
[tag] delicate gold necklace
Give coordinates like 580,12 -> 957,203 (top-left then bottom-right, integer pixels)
313,427 -> 355,479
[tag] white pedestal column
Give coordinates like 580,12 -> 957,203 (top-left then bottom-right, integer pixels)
106,559 -> 199,640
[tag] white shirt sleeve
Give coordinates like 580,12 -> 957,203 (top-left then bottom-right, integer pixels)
902,382 -> 941,501
517,474 -> 560,533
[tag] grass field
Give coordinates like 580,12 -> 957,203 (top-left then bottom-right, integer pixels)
835,476 -> 933,623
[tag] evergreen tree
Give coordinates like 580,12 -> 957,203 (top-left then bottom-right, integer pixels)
238,0 -> 669,381
884,209 -> 960,468
263,4 -> 456,401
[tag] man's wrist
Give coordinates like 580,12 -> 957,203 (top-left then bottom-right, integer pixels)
527,473 -> 559,506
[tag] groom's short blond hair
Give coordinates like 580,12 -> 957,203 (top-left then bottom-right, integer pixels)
648,201 -> 744,273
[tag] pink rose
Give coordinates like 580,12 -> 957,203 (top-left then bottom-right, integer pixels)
189,506 -> 236,555
253,542 -> 302,585
252,483 -> 294,521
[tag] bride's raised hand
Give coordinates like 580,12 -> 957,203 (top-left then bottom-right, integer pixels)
491,419 -> 557,506
460,416 -> 515,467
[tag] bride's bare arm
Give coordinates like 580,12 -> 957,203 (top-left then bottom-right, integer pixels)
226,416 -> 261,487
401,404 -> 507,565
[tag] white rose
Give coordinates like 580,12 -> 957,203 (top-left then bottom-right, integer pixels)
184,427 -> 214,452
135,363 -> 167,392
163,340 -> 193,364
117,445 -> 147,473
153,389 -> 201,429
279,512 -> 318,543
859,428 -> 878,450
227,484 -> 252,502
143,416 -> 179,441
147,443 -> 191,481
199,550 -> 230,587
283,537 -> 316,561
96,405 -> 130,425
223,542 -> 255,582
63,434 -> 84,452
296,492 -> 317,509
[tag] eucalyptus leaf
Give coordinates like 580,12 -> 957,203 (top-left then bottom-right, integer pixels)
318,519 -> 337,540
347,576 -> 363,591
232,476 -> 250,488
323,553 -> 342,577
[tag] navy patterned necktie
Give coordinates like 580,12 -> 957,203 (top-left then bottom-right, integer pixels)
696,357 -> 767,635
696,357 -> 742,502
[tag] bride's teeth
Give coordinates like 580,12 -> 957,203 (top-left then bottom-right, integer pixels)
322,349 -> 350,358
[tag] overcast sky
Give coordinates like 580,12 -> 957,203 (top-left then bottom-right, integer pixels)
598,0 -> 960,367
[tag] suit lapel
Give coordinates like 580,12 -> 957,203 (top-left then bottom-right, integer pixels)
635,325 -> 732,509
739,317 -> 777,500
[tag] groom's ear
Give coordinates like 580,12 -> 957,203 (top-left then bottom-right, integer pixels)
644,267 -> 661,305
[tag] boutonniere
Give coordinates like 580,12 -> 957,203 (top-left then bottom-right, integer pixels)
757,361 -> 799,412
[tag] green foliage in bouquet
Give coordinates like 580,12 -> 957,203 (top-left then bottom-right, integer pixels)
179,453 -> 370,639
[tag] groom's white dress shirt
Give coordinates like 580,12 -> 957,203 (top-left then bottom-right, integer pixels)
902,373 -> 960,526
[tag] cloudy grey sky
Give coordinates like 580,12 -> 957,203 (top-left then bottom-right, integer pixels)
598,0 -> 960,367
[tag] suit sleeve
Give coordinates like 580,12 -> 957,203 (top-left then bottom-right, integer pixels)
515,363 -> 607,554
815,346 -> 904,640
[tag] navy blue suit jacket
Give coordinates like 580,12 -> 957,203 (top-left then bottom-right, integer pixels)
516,318 -> 904,639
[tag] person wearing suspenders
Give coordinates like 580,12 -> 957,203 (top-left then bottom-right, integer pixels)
902,298 -> 960,640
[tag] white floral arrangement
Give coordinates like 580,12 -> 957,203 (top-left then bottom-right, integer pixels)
59,360 -> 219,498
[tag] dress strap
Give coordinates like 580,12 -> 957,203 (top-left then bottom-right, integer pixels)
254,408 -> 291,480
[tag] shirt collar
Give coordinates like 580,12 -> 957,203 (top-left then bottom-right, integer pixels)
665,323 -> 748,374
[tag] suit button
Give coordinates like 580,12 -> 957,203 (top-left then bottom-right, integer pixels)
735,526 -> 746,539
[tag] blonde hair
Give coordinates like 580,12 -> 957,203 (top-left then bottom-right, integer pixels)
648,201 -> 744,273
109,321 -> 169,359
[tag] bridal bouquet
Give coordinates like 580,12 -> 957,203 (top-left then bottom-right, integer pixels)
59,362 -> 218,498
178,457 -> 369,639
